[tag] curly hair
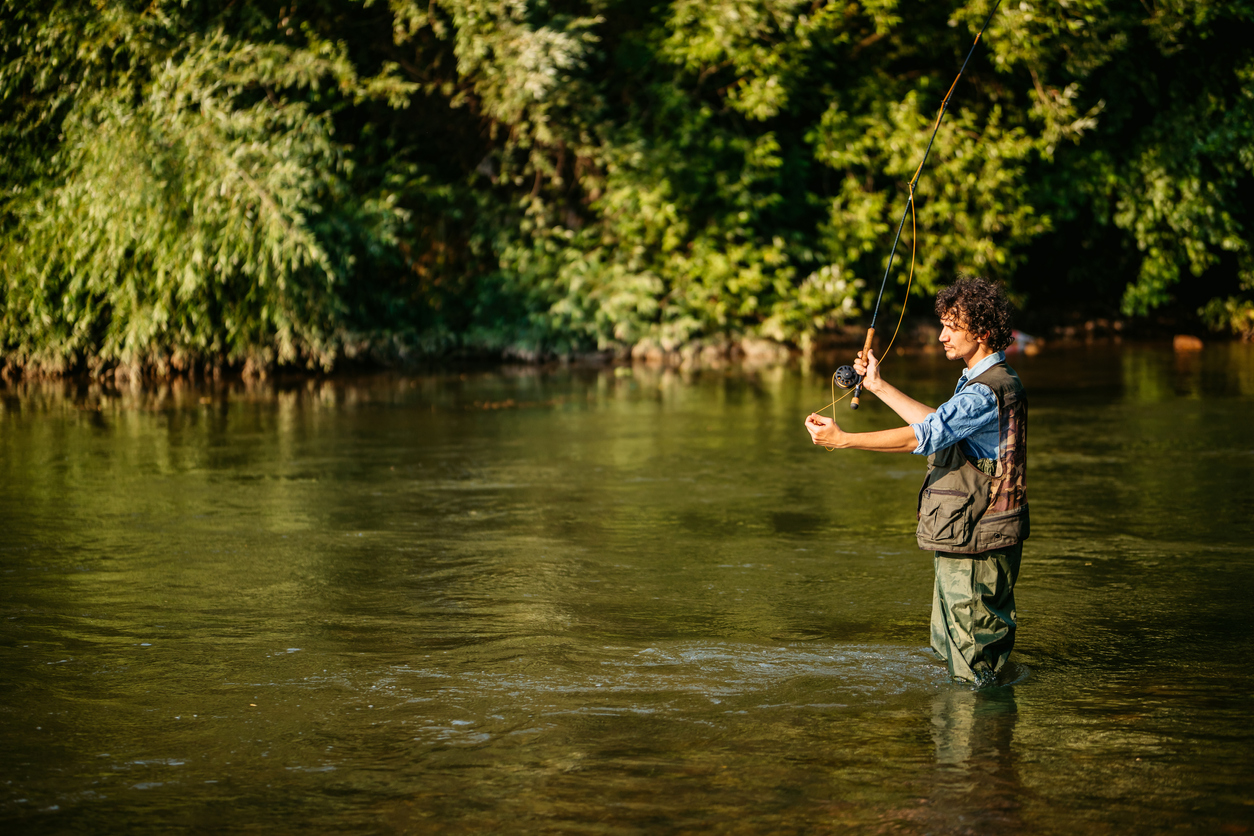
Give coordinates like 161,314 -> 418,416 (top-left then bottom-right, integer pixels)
934,276 -> 1015,352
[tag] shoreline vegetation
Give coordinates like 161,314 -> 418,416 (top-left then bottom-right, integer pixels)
3,2 -> 1253,383
0,300 -> 1224,384
0,323 -> 1210,386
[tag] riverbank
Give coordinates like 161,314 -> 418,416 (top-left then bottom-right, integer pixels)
1,308 -> 1238,386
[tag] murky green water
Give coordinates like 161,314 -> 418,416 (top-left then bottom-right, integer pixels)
3,343 -> 1253,834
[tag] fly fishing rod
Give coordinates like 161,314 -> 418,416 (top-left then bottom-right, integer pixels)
835,0 -> 1004,409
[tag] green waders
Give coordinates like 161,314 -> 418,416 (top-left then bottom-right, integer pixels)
930,543 -> 1022,683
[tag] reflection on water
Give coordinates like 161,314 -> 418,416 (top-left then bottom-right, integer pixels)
920,686 -> 1022,833
2,343 -> 1253,833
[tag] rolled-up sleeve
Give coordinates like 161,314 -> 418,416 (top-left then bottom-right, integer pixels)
910,383 -> 998,456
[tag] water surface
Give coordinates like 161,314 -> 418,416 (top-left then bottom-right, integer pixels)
3,343 -> 1253,833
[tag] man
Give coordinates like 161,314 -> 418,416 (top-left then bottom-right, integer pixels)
804,277 -> 1029,687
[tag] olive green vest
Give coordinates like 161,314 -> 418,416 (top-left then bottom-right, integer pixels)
916,361 -> 1029,554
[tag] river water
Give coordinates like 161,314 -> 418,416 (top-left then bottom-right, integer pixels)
2,343 -> 1253,834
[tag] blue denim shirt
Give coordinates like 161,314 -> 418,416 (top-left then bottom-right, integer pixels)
910,351 -> 1005,460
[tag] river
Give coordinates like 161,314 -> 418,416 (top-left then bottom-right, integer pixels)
2,342 -> 1253,833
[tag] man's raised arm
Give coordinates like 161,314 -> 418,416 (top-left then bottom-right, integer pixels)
855,349 -> 935,425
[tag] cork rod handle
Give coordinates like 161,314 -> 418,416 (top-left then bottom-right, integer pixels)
850,326 -> 876,410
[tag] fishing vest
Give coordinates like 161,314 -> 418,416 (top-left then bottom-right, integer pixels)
916,361 -> 1029,554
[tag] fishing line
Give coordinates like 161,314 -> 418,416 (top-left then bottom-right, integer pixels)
815,185 -> 917,422
814,193 -> 912,449
819,0 -> 1004,426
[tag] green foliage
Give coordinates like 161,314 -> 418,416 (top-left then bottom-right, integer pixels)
1201,296 -> 1254,341
987,0 -> 1254,323
4,0 -> 1254,376
0,1 -> 414,373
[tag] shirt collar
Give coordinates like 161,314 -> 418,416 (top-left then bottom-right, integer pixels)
958,350 -> 1006,386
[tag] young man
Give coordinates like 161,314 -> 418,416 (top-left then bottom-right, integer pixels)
804,277 -> 1029,687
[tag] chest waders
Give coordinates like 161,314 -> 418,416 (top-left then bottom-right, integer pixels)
918,362 -> 1029,684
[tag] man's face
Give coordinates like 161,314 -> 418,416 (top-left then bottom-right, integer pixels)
938,310 -> 985,365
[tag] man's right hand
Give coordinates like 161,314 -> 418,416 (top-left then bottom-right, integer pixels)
851,348 -> 937,426
853,348 -> 882,394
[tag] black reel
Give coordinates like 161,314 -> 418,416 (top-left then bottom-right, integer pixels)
834,365 -> 862,390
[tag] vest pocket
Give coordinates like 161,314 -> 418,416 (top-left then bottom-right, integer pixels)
918,487 -> 975,546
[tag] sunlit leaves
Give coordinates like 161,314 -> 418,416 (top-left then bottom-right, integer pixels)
0,6 -> 411,374
1201,295 -> 1254,341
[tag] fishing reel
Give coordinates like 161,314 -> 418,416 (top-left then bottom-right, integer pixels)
834,363 -> 865,410
834,365 -> 862,390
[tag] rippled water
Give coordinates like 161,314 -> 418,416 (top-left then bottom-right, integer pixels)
3,343 -> 1253,834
